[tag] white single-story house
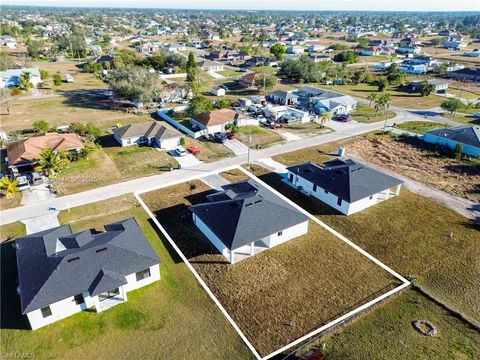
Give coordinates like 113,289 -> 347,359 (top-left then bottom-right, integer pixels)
423,126 -> 480,157
190,179 -> 309,263
197,59 -> 224,72
0,68 -> 42,89
211,87 -> 226,96
112,121 -> 182,150
190,109 -> 258,134
266,90 -> 298,106
307,44 -> 326,53
297,86 -> 357,115
16,218 -> 160,330
409,79 -> 449,93
286,45 -> 304,54
397,46 -> 421,54
286,158 -> 403,215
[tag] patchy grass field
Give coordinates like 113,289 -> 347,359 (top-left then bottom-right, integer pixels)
317,84 -> 443,109
395,121 -> 450,134
247,165 -> 480,326
141,178 -> 401,356
0,195 -> 252,360
51,137 -> 178,196
0,222 -> 26,242
0,95 -> 154,133
234,125 -> 284,149
351,103 -> 397,123
0,193 -> 22,210
183,137 -> 234,162
300,289 -> 480,360
36,62 -> 106,92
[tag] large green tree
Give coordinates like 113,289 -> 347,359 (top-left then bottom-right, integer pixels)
270,43 -> 286,60
110,66 -> 163,104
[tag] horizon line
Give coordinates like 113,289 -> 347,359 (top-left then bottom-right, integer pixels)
1,4 -> 479,12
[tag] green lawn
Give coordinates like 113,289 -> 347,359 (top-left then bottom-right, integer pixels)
395,121 -> 450,134
351,103 -> 397,123
307,289 -> 480,360
248,166 -> 480,326
0,195 -> 252,360
234,125 -> 284,149
217,69 -> 241,78
448,88 -> 480,101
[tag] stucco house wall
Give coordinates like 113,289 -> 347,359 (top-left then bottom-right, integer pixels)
423,134 -> 480,157
192,214 -> 230,258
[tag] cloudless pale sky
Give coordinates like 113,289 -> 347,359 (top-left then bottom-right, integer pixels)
2,0 -> 479,12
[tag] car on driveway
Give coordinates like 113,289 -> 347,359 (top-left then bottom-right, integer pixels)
187,145 -> 201,155
225,131 -> 235,140
213,132 -> 228,143
174,145 -> 188,156
333,114 -> 351,122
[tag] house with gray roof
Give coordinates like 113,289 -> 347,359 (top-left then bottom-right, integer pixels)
287,158 -> 403,215
112,121 -> 182,150
190,179 -> 309,263
298,87 -> 357,115
16,217 -> 160,330
423,125 -> 480,157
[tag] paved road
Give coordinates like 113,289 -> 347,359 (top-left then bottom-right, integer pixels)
0,119 -> 399,225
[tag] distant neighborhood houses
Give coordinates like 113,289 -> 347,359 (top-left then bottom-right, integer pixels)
287,158 -> 403,215
112,121 -> 182,150
16,217 -> 160,330
190,179 -> 309,263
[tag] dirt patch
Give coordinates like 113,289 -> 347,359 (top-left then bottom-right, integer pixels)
347,135 -> 480,202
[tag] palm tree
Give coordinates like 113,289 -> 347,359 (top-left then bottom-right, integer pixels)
0,177 -> 19,197
320,112 -> 331,128
35,148 -> 67,177
367,92 -> 378,107
19,71 -> 32,92
376,92 -> 391,134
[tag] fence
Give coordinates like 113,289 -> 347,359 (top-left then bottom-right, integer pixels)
157,108 -> 207,139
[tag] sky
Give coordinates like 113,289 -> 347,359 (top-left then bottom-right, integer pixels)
2,0 -> 479,12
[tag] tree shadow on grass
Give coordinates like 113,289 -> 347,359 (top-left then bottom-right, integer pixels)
0,240 -> 30,330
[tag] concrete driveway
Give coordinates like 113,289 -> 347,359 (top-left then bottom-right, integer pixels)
207,71 -> 225,79
224,139 -> 249,155
174,153 -> 203,168
22,211 -> 60,234
201,174 -> 230,190
20,183 -> 56,206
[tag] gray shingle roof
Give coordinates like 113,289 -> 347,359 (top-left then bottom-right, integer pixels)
190,179 -> 308,250
112,121 -> 181,141
426,125 -> 480,148
16,217 -> 160,314
287,158 -> 403,203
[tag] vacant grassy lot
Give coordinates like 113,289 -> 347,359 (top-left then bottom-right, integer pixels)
301,289 -> 480,360
0,95 -> 154,133
448,88 -> 479,101
217,69 -> 241,78
0,195 -> 252,360
51,137 -> 178,195
183,137 -> 234,162
395,121 -> 450,134
317,84 -> 443,109
247,166 -> 480,326
37,62 -> 106,92
351,103 -> 397,123
281,122 -> 333,136
235,125 -> 284,149
141,179 -> 401,356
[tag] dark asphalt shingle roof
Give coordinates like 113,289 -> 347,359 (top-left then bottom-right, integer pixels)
426,125 -> 480,148
190,179 -> 308,250
287,158 -> 403,203
16,217 -> 160,314
112,121 -> 181,140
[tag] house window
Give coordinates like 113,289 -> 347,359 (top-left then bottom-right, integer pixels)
98,288 -> 120,302
288,173 -> 294,182
41,306 -> 52,318
313,184 -> 317,192
277,231 -> 283,237
74,293 -> 84,305
136,268 -> 151,282
337,197 -> 342,206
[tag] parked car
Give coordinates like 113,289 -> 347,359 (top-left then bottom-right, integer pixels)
174,145 -> 188,156
333,114 -> 351,122
473,112 -> 480,118
16,175 -> 31,191
225,131 -> 235,140
213,132 -> 228,143
270,123 -> 282,129
187,145 -> 201,155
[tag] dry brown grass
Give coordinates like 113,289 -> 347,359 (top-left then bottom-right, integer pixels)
141,179 -> 400,356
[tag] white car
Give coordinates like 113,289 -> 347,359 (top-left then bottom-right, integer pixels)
473,112 -> 480,118
174,146 -> 188,157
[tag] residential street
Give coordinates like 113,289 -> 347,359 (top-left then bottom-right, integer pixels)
1,111 -> 471,226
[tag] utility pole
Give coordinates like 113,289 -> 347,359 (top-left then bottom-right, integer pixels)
247,128 -> 252,167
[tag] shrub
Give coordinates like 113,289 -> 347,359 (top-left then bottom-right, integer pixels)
53,73 -> 62,86
179,137 -> 185,146
454,143 -> 463,159
10,87 -> 21,96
